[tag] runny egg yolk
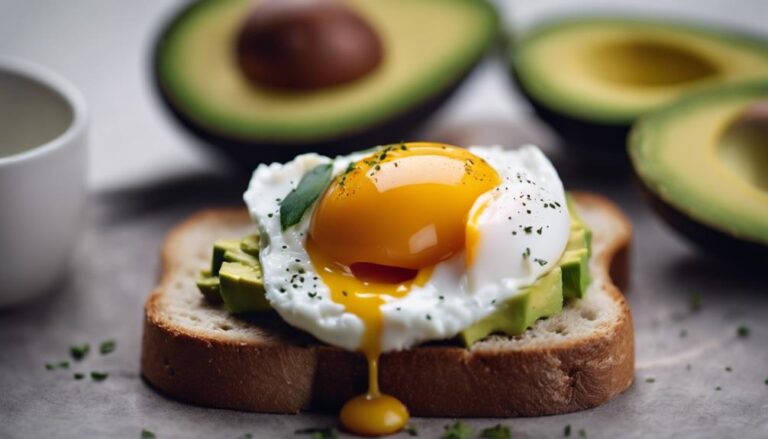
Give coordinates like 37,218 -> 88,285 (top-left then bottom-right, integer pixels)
307,143 -> 500,436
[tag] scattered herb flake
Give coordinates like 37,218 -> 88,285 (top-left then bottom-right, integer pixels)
534,258 -> 548,266
737,325 -> 750,338
764,378 -> 768,385
91,371 -> 109,382
536,227 -> 543,235
238,434 -> 253,439
564,425 -> 571,437
480,424 -> 511,439
524,226 -> 533,234
69,343 -> 90,361
74,373 -> 85,380
645,377 -> 655,383
725,366 -> 732,372
141,430 -> 156,439
405,425 -> 419,436
715,386 -> 722,391
578,429 -> 587,438
58,361 -> 70,369
45,363 -> 55,371
100,340 -> 116,355
689,293 -> 702,311
294,427 -> 339,439
442,421 -> 473,439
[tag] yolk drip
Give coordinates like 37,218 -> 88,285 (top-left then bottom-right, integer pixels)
306,143 -> 500,436
307,239 -> 431,436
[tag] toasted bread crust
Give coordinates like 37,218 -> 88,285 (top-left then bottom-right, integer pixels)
142,192 -> 634,416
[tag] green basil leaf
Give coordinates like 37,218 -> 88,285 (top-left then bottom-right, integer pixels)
280,163 -> 333,230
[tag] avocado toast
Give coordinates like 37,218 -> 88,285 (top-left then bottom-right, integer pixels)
142,191 -> 633,418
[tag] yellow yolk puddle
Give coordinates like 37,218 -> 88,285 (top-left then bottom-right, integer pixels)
307,239 -> 432,436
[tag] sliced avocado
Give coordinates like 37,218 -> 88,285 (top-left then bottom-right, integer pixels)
212,239 -> 240,276
560,196 -> 592,299
511,17 -> 768,151
219,261 -> 270,313
460,267 -> 564,346
240,234 -> 260,257
154,0 -> 498,165
195,275 -> 222,303
629,81 -> 768,260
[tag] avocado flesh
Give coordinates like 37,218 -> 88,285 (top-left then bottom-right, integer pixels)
219,262 -> 270,313
198,235 -> 266,310
512,18 -> 768,148
157,0 -> 497,142
630,81 -> 768,257
459,267 -> 564,347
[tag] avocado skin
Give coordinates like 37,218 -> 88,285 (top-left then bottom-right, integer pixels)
151,0 -> 496,168
634,172 -> 768,262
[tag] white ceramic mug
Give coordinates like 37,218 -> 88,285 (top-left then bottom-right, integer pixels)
0,58 -> 88,307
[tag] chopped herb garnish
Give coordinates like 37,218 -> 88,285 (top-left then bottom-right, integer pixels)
91,371 -> 109,382
645,377 -> 655,383
405,425 -> 419,436
100,340 -> 116,355
442,421 -> 473,439
342,291 -> 348,296
764,378 -> 768,385
74,373 -> 85,380
426,314 -> 432,321
45,363 -> 55,371
280,163 -> 333,230
715,386 -> 722,391
737,325 -> 750,338
689,293 -> 702,311
141,430 -> 156,439
564,424 -> 571,437
725,366 -> 732,372
480,424 -> 511,439
536,227 -> 543,235
70,343 -> 90,361
439,295 -> 444,300
523,247 -> 531,258
238,434 -> 253,439
58,361 -> 70,369
533,258 -> 548,266
294,427 -> 339,439
524,226 -> 533,234
578,429 -> 587,438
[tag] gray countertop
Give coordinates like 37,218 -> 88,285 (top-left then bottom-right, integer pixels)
1,1 -> 767,438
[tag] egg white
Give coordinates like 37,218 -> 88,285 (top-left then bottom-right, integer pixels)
243,145 -> 570,352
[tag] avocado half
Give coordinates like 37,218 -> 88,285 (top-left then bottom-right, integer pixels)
154,0 -> 497,165
510,17 -> 768,153
629,81 -> 768,260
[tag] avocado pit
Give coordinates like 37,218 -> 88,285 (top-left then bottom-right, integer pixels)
235,0 -> 383,90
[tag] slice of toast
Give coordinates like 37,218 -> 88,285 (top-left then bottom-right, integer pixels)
141,191 -> 633,417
